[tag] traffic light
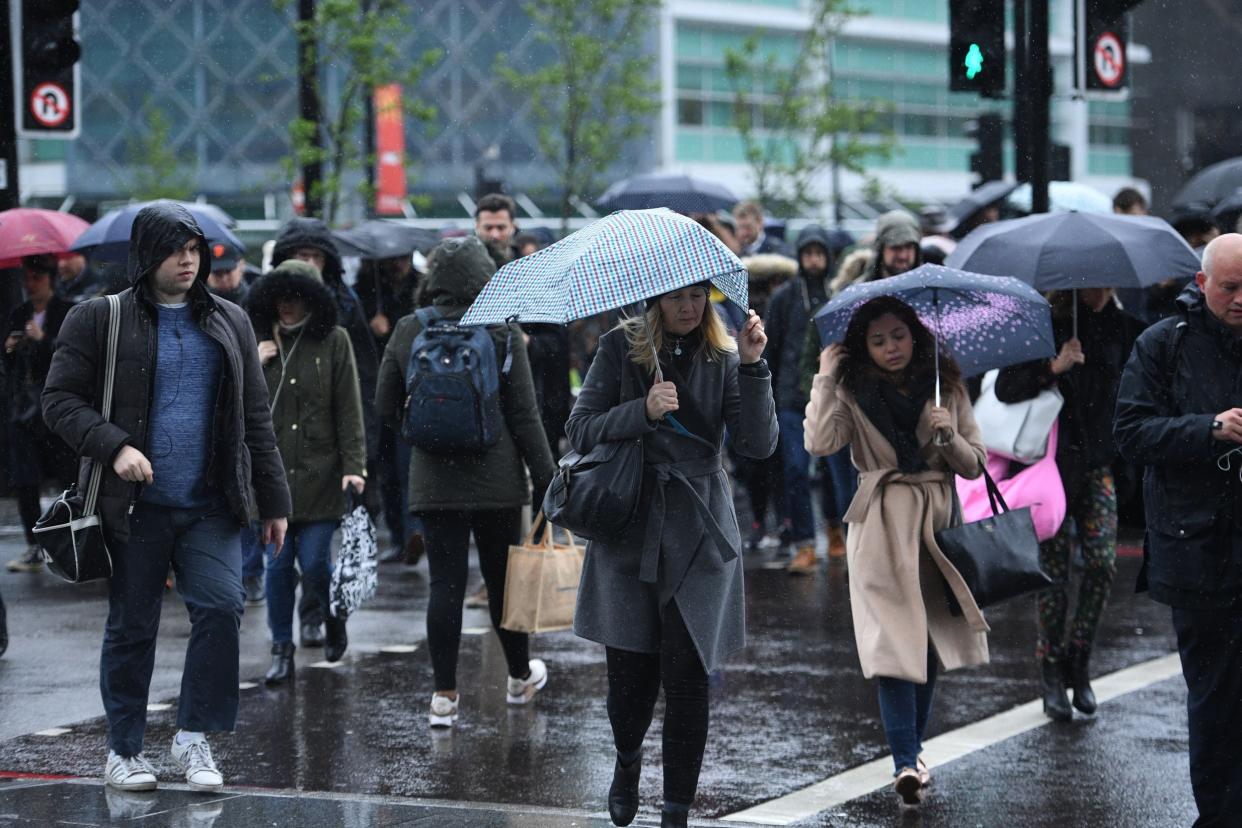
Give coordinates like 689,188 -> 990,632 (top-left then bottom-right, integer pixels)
949,0 -> 1006,97
16,0 -> 81,138
967,113 -> 1004,184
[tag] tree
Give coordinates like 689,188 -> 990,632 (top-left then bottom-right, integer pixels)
724,0 -> 894,216
497,0 -> 661,233
126,106 -> 194,202
281,0 -> 440,223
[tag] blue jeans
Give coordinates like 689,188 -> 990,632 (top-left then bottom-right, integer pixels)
876,648 -> 939,773
240,523 -> 264,580
379,423 -> 421,546
264,520 -> 337,644
819,446 -> 857,525
778,408 -> 815,545
101,501 -> 243,756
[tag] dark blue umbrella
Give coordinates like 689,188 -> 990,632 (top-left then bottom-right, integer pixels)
72,200 -> 244,263
595,173 -> 738,215
814,264 -> 1056,402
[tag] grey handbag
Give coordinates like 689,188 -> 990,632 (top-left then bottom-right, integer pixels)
33,294 -> 121,584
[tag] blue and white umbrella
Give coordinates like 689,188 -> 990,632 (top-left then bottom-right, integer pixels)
461,208 -> 749,326
814,264 -> 1056,404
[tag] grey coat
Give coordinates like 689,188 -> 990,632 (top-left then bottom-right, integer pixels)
567,329 -> 778,671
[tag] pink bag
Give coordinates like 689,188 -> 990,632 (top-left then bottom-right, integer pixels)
955,420 -> 1067,542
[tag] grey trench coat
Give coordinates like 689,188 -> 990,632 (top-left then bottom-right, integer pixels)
567,329 -> 778,671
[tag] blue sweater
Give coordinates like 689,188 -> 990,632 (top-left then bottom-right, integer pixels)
140,303 -> 222,508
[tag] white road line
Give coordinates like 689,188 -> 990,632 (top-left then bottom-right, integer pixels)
722,652 -> 1183,825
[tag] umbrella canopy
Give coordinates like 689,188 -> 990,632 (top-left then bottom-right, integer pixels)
1210,188 -> 1242,233
945,212 -> 1201,291
333,220 -> 440,260
813,264 -> 1056,380
950,180 -> 1017,223
595,173 -> 739,215
461,208 -> 748,326
1006,181 -> 1112,215
72,200 -> 244,263
0,208 -> 91,268
1173,156 -> 1242,208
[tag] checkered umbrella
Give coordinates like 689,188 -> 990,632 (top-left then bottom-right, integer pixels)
460,208 -> 749,325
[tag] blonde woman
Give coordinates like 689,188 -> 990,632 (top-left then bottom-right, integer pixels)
567,282 -> 777,828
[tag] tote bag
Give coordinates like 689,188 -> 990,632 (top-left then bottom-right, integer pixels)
971,369 -> 1063,463
956,420 -> 1067,542
501,512 -> 585,634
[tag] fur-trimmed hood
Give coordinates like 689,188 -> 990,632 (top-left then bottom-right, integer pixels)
249,261 -> 339,341
270,217 -> 345,284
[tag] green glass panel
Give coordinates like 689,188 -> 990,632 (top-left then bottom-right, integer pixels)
709,132 -> 750,163
675,26 -> 703,59
708,101 -> 735,127
676,64 -> 703,91
676,130 -> 706,162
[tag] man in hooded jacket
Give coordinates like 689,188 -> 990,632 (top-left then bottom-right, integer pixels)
42,203 -> 291,795
763,226 -> 835,574
829,210 -> 923,295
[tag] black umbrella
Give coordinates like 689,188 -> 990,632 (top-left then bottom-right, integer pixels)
949,180 -> 1017,223
595,173 -> 738,215
1211,188 -> 1242,233
946,211 -> 1200,336
333,220 -> 440,260
1172,156 -> 1242,208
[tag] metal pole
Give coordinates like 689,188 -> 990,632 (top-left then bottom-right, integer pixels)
298,0 -> 323,217
0,0 -> 21,211
361,0 -> 375,214
1029,0 -> 1051,213
1012,0 -> 1029,183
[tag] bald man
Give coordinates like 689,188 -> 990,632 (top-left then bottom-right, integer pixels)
1114,232 -> 1242,827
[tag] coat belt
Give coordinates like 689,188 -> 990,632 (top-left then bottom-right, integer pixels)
639,455 -> 733,584
843,468 -> 954,524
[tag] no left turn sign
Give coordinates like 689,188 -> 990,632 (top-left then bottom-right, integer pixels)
1093,32 -> 1125,88
29,82 -> 71,128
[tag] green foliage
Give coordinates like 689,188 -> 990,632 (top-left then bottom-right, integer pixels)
497,0 -> 660,232
126,106 -> 194,202
723,0 -> 895,215
279,0 -> 441,222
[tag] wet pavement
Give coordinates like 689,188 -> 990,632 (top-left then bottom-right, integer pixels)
0,509 -> 1198,826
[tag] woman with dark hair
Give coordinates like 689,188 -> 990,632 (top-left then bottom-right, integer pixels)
804,296 -> 989,808
568,282 -> 777,828
995,288 -> 1143,721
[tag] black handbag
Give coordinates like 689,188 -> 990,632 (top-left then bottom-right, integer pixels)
935,467 -> 1052,615
542,437 -> 644,542
32,294 -> 121,584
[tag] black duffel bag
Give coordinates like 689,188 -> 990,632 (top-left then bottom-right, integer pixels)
543,437 -> 644,542
936,467 -> 1051,615
32,294 -> 120,584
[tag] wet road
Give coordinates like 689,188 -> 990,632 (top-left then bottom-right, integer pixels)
0,517 -> 1197,826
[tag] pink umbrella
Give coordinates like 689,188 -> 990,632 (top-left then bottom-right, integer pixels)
0,208 -> 91,268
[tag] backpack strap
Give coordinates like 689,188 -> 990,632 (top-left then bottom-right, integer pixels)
414,306 -> 439,332
1163,319 -> 1188,401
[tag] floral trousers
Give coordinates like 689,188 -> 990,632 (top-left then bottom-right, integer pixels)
1036,466 -> 1118,663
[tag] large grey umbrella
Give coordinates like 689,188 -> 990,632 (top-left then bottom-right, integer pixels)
595,173 -> 738,215
949,180 -> 1017,222
1173,156 -> 1242,208
333,220 -> 439,259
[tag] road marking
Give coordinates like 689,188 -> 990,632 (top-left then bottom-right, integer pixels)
146,703 -> 172,712
32,728 -> 71,737
380,644 -> 418,653
722,652 -> 1183,825
309,660 -> 344,669
238,682 -> 259,690
461,627 -> 490,635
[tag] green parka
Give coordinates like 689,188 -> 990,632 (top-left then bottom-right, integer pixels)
250,261 -> 367,523
376,236 -> 555,512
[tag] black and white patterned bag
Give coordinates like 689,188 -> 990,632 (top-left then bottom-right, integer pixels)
330,489 -> 378,619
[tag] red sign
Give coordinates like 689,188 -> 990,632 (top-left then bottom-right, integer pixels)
374,85 -> 407,216
29,82 -> 71,127
1093,32 -> 1125,88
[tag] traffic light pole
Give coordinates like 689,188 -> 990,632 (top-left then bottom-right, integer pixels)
1028,0 -> 1051,214
0,0 -> 20,211
1012,0 -> 1028,183
298,0 -> 323,218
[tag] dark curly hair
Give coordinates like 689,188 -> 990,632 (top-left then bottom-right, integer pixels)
839,296 -> 962,395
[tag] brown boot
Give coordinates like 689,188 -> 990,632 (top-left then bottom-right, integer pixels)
827,525 -> 847,559
788,544 -> 817,575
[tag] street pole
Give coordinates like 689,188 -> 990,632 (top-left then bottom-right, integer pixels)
361,0 -> 375,216
1029,0 -> 1051,213
298,0 -> 323,217
0,0 -> 21,211
1012,0 -> 1028,183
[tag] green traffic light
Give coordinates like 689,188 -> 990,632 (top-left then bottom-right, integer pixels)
965,43 -> 984,79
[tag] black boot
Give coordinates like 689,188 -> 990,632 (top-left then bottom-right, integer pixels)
1040,657 -> 1072,721
0,590 -> 8,658
1064,646 -> 1098,715
608,751 -> 641,826
324,616 -> 348,663
300,623 -> 324,648
661,809 -> 689,828
265,642 -> 296,685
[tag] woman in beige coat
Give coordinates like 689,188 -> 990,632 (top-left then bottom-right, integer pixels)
803,296 -> 989,807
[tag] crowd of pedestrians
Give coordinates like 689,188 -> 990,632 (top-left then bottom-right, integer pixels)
0,184 -> 1239,827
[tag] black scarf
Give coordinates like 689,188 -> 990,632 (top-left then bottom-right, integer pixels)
657,329 -> 713,440
854,372 -> 936,473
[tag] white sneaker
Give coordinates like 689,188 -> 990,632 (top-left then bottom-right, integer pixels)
170,732 -> 224,792
104,751 -> 157,791
428,693 -> 459,728
506,658 -> 548,705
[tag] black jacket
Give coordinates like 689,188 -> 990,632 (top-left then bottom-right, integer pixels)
1114,285 -> 1242,609
764,225 -> 833,412
523,323 -> 572,449
996,297 -> 1144,501
42,203 -> 291,545
271,218 -> 380,457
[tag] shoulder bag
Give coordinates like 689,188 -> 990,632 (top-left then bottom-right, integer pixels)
971,369 -> 1063,463
936,466 -> 1052,615
33,294 -> 122,584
